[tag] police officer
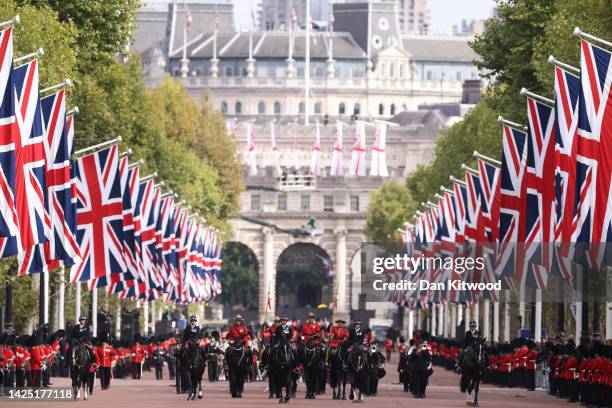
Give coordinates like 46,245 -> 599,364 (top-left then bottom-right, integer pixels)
272,316 -> 293,346
70,316 -> 92,346
456,320 -> 479,369
347,319 -> 368,350
183,316 -> 202,344
152,342 -> 165,380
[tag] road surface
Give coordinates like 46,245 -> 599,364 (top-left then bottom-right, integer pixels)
1,357 -> 565,407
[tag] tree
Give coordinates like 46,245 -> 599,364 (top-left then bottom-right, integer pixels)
365,183 -> 418,242
220,243 -> 258,310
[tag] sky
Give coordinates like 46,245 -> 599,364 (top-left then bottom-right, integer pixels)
233,0 -> 497,33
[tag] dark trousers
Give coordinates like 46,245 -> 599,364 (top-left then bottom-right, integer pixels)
168,360 -> 176,380
412,370 -> 427,397
99,367 -> 111,389
155,364 -> 163,380
525,369 -> 535,390
31,370 -> 42,388
15,368 -> 26,387
132,362 -> 142,379
87,371 -> 95,394
208,362 -> 217,382
42,367 -> 51,386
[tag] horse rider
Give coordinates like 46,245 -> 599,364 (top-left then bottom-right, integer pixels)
346,319 -> 370,352
456,320 -> 480,370
70,316 -> 92,348
271,316 -> 293,347
226,315 -> 250,348
326,318 -> 348,366
182,315 -> 206,361
300,312 -> 321,347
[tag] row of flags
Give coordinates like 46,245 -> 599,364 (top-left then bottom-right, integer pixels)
0,24 -> 222,304
227,119 -> 391,178
396,29 -> 611,308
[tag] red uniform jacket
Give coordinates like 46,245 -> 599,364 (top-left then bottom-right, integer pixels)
3,346 -> 14,368
132,345 -> 146,364
30,346 -> 43,371
96,345 -> 118,368
384,339 -> 393,352
563,356 -> 578,380
300,322 -> 321,344
328,326 -> 349,349
227,324 -> 250,346
526,350 -> 538,370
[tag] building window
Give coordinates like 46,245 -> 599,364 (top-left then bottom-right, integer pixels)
339,102 -> 346,115
390,104 -> 396,116
274,101 -> 281,114
380,63 -> 386,77
390,63 -> 395,78
354,103 -> 361,116
427,70 -> 433,80
235,101 -> 242,114
400,64 -> 405,78
350,195 -> 360,212
300,195 -> 310,211
258,101 -> 266,114
224,66 -> 232,76
314,102 -> 322,114
456,71 -> 462,81
277,193 -> 287,211
323,195 -> 334,212
378,103 -> 385,115
402,103 -> 408,112
299,102 -> 305,114
251,194 -> 261,211
221,101 -> 228,113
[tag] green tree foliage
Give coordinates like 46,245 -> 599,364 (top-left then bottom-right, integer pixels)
365,183 -> 418,242
220,243 -> 258,310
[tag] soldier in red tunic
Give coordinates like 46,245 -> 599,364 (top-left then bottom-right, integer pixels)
131,341 -> 146,379
300,312 -> 321,346
96,340 -> 117,389
226,314 -> 250,348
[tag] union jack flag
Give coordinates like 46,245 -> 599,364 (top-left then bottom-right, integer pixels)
138,178 -> 162,299
20,90 -> 80,274
553,65 -> 580,279
572,40 -> 612,268
523,97 -> 556,289
497,125 -> 528,287
13,59 -> 50,254
70,145 -> 125,282
0,27 -> 19,258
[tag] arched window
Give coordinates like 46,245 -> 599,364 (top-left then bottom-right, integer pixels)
314,102 -> 322,114
274,101 -> 281,114
378,103 -> 384,116
258,101 -> 266,114
353,103 -> 361,116
390,104 -> 396,116
339,102 -> 346,115
299,102 -> 305,114
221,101 -> 228,113
402,104 -> 408,112
235,101 -> 242,114
224,66 -> 232,76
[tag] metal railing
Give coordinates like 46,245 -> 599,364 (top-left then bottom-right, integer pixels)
276,174 -> 316,191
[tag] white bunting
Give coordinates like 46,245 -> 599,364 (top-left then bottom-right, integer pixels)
349,121 -> 366,176
370,121 -> 389,177
330,121 -> 344,176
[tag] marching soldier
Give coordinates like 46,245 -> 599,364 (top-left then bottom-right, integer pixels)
131,340 -> 145,379
96,339 -> 117,389
152,342 -> 165,380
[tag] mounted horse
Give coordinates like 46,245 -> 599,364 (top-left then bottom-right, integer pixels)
299,337 -> 323,399
225,340 -> 250,398
181,341 -> 205,400
328,345 -> 348,400
70,342 -> 95,400
270,341 -> 297,403
347,344 -> 369,403
460,337 -> 487,406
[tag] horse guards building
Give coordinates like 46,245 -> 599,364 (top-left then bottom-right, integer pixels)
133,0 -> 484,322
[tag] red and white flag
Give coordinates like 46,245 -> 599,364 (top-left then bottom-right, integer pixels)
270,121 -> 282,176
330,121 -> 344,176
370,121 -> 388,177
245,123 -> 257,176
310,121 -> 321,176
349,121 -> 366,176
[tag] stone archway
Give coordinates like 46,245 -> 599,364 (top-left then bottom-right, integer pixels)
221,241 -> 259,315
275,243 -> 333,311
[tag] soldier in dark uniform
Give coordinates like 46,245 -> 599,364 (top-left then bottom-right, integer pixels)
456,320 -> 479,369
70,316 -> 92,346
182,316 -> 205,361
204,337 -> 223,382
271,316 -> 293,347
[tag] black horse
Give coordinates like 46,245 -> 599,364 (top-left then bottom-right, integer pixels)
347,345 -> 369,403
225,341 -> 250,398
299,339 -> 323,399
460,337 -> 487,407
70,343 -> 94,400
182,342 -> 205,400
270,342 -> 297,403
328,346 -> 348,400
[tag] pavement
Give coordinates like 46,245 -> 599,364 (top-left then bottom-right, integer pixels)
1,356 -> 569,407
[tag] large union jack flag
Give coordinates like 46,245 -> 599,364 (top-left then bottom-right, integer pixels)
572,40 -> 612,267
138,178 -> 162,299
13,59 -> 50,255
523,97 -> 556,289
70,145 -> 125,282
19,90 -> 80,274
0,27 -> 19,258
496,125 -> 528,287
553,66 -> 580,279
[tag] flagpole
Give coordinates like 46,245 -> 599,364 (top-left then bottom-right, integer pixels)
0,15 -> 20,28
573,27 -> 612,49
503,290 -> 511,342
91,287 -> 98,336
40,79 -> 72,95
75,282 -> 81,324
473,151 -> 501,167
14,48 -> 43,64
304,0 -> 311,125
497,116 -> 527,131
73,136 -> 122,157
519,88 -> 555,107
115,301 -> 121,340
547,55 -> 580,75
